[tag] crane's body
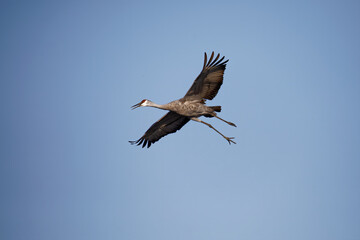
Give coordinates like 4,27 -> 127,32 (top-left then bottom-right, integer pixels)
130,52 -> 236,148
140,99 -> 219,117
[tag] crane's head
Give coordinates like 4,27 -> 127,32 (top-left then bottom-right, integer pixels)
131,99 -> 151,110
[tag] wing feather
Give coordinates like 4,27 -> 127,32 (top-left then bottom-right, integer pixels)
129,111 -> 190,148
209,53 -> 220,67
213,56 -> 225,67
203,52 -> 208,69
185,51 -> 229,100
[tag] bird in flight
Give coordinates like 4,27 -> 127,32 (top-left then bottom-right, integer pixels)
129,52 -> 236,148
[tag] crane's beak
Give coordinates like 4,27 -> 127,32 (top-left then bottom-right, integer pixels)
131,102 -> 141,110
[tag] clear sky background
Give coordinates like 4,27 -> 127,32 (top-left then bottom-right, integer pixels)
1,1 -> 360,239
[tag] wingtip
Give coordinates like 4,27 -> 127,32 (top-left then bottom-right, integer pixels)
203,52 -> 229,68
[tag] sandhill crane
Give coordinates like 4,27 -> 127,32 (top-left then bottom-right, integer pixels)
129,52 -> 236,148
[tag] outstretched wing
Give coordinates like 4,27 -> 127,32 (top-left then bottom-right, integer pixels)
185,52 -> 229,100
129,111 -> 190,148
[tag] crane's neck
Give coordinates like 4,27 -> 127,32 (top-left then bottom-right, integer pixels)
147,101 -> 170,111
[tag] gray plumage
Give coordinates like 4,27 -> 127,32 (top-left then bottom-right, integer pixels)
129,52 -> 236,148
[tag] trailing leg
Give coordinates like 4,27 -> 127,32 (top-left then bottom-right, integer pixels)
210,113 -> 237,127
191,117 -> 236,145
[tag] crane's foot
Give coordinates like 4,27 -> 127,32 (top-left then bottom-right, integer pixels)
228,122 -> 237,127
225,137 -> 236,145
214,116 -> 237,127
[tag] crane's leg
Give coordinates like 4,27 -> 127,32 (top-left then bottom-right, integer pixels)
191,117 -> 236,145
214,115 -> 237,127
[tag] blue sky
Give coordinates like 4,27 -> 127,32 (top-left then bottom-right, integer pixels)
1,1 -> 360,239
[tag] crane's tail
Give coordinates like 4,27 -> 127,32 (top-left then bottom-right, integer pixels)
210,106 -> 221,112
